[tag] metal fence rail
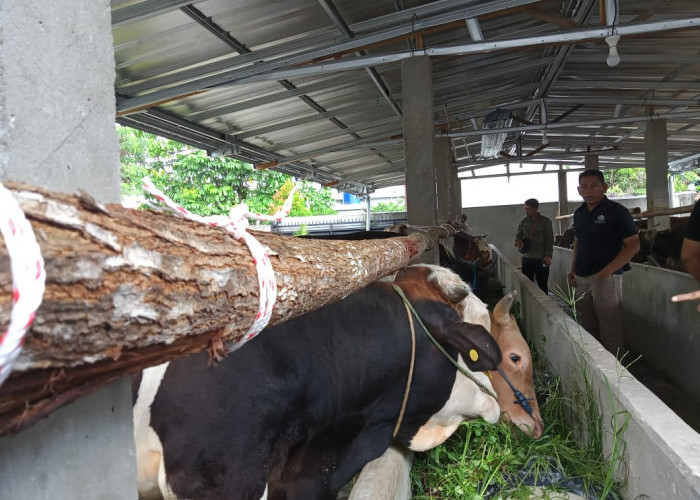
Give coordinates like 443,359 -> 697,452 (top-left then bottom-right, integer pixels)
271,212 -> 407,235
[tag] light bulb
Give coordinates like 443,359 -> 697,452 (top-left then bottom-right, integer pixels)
541,131 -> 549,145
605,35 -> 621,67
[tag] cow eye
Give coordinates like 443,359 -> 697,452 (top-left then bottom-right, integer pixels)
510,354 -> 521,363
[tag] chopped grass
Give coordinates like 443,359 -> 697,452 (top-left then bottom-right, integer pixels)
411,366 -> 623,499
410,283 -> 627,499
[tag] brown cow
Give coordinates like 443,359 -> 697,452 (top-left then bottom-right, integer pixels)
395,265 -> 543,438
489,290 -> 544,438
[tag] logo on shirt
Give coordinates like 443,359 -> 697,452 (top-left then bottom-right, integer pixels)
595,215 -> 607,224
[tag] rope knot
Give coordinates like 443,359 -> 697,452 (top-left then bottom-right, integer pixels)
142,177 -> 298,351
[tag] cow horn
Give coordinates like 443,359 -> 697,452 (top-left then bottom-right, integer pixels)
493,290 -> 517,325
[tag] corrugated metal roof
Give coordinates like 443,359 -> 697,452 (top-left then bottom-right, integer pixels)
112,0 -> 700,195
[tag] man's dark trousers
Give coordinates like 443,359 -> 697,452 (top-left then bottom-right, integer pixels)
522,257 -> 549,294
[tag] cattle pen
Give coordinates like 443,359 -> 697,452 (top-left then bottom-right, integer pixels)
345,244 -> 700,500
4,0 -> 700,495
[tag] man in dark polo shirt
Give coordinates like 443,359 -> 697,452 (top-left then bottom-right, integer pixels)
567,169 -> 640,356
672,199 -> 700,311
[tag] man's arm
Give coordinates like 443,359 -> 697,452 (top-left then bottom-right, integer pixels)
567,238 -> 577,286
544,219 -> 554,266
681,237 -> 700,282
596,234 -> 640,278
515,219 -> 524,241
544,219 -> 554,255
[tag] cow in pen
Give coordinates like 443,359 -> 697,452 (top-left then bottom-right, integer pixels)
393,266 -> 543,439
134,265 -> 503,500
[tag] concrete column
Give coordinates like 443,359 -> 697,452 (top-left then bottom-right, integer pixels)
435,137 -> 455,221
365,195 -> 371,230
645,119 -> 670,231
0,1 -> 136,499
584,154 -> 599,170
402,56 -> 437,263
450,169 -> 463,220
557,170 -> 569,234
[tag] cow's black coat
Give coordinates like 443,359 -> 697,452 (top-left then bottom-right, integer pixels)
148,281 -> 501,500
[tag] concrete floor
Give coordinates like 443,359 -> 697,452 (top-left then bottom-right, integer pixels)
626,355 -> 700,433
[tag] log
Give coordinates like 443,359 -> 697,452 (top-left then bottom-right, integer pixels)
632,204 -> 694,219
0,182 -> 442,435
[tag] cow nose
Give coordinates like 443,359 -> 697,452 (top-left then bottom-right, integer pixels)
531,417 -> 544,439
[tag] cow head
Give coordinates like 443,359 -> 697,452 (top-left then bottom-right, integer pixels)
473,235 -> 493,267
453,231 -> 492,268
398,265 -> 543,439
392,265 -> 502,450
489,291 -> 544,438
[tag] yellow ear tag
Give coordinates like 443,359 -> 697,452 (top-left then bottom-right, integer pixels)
469,349 -> 479,362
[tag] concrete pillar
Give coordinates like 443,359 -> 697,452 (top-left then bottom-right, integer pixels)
557,170 -> 569,234
585,154 -> 599,170
365,195 -> 371,230
0,1 -> 136,499
435,137 -> 456,221
450,169 -> 462,219
645,119 -> 670,231
402,56 -> 437,263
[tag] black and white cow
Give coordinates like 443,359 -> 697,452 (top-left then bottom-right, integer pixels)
133,265 -> 502,500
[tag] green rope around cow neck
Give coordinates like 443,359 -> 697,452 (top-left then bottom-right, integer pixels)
391,285 -> 498,401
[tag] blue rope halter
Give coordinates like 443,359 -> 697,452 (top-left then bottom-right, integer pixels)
496,366 -> 534,417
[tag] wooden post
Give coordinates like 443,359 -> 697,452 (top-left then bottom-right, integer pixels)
0,182 -> 441,435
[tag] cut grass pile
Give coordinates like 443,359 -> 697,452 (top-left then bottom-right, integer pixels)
410,368 -> 623,499
411,287 -> 627,500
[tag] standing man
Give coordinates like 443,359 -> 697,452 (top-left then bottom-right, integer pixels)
567,170 -> 640,356
515,198 -> 554,294
671,199 -> 700,311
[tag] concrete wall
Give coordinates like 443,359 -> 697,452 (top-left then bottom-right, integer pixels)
461,195 -> 663,268
0,1 -> 136,498
496,248 -> 700,500
0,1 -> 120,201
462,201 -> 562,267
549,247 -> 700,407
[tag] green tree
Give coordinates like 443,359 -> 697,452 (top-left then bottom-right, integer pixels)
118,125 -> 336,218
605,167 -> 700,197
672,169 -> 700,193
372,200 -> 405,212
607,168 -> 646,196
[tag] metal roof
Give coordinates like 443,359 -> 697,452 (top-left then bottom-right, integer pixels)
112,0 -> 700,195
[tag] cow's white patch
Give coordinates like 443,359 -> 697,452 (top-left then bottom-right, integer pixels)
413,264 -> 491,330
457,291 -> 491,331
408,356 -> 500,452
134,363 -> 170,499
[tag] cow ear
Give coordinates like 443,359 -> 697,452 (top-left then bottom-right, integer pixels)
446,323 -> 502,371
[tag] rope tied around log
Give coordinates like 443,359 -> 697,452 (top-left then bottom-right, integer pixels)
142,177 -> 297,351
0,182 -> 46,388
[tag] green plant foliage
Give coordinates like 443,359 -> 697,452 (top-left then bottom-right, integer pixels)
604,167 -> 700,197
372,200 -> 406,212
606,168 -> 647,197
673,168 -> 700,193
117,125 -> 336,217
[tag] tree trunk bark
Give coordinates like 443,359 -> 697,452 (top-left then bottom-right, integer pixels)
0,182 -> 441,435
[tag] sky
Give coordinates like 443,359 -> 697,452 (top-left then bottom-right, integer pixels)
371,165 -> 583,208
460,166 -> 583,208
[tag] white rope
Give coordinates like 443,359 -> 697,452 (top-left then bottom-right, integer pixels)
142,178 -> 297,350
0,183 -> 46,388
